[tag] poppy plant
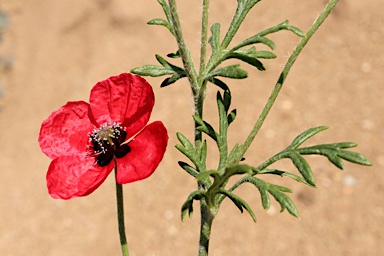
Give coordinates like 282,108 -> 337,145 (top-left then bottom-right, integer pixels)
39,73 -> 168,199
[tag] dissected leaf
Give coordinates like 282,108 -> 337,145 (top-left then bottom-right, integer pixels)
227,143 -> 241,164
236,35 -> 276,50
289,126 -> 329,149
198,140 -> 208,164
227,47 -> 276,71
238,0 -> 261,9
131,65 -> 175,77
160,75 -> 185,88
181,190 -> 206,221
150,0 -> 174,35
246,176 -> 299,217
132,54 -> 186,82
233,20 -> 304,52
229,53 -> 265,70
288,152 -> 316,187
147,18 -> 173,34
218,188 -> 257,222
193,115 -> 218,141
260,169 -> 316,187
167,50 -> 181,58
253,50 -> 277,59
196,170 -> 220,182
209,23 -> 221,52
206,65 -> 248,80
335,150 -> 372,166
216,91 -> 228,131
297,143 -> 372,170
178,161 -> 199,177
223,89 -> 232,113
227,109 -> 237,126
208,78 -> 230,91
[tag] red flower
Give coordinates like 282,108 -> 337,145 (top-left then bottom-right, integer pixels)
38,73 -> 168,199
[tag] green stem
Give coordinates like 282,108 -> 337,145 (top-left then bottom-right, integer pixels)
196,2 -> 212,255
238,0 -> 340,160
198,203 -> 215,256
115,165 -> 129,256
199,0 -> 210,79
168,0 -> 199,94
221,0 -> 260,49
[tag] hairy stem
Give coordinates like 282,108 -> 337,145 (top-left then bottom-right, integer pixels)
198,202 -> 215,256
199,0 -> 210,79
168,0 -> 199,94
196,1 -> 212,255
238,0 -> 340,159
221,0 -> 260,49
115,164 -> 129,256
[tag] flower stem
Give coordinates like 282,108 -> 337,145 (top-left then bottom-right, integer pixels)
238,0 -> 340,159
115,165 -> 129,256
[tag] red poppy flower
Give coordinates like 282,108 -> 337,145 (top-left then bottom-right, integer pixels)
38,73 -> 168,199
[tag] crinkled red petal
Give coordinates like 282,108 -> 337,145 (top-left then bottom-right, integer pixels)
89,73 -> 154,137
38,101 -> 95,160
47,152 -> 114,199
116,121 -> 168,184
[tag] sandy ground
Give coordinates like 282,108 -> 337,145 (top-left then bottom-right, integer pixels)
0,0 -> 383,255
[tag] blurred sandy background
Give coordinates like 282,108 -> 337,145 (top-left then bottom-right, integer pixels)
0,0 -> 383,255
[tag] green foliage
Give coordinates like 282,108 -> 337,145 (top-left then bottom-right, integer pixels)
134,0 -> 371,230
177,90 -> 371,221
205,65 -> 248,80
132,0 -> 304,89
131,54 -> 186,87
245,176 -> 298,217
147,0 -> 174,35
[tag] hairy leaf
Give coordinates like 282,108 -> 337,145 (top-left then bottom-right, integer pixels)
234,20 -> 304,51
246,176 -> 298,217
131,54 -> 186,82
298,143 -> 372,169
193,115 -> 218,141
181,190 -> 206,221
260,169 -> 316,187
218,189 -> 257,222
223,89 -> 232,113
289,126 -> 329,149
337,150 -> 371,166
152,0 -> 174,35
160,74 -> 186,87
227,143 -> 241,164
209,23 -> 221,52
208,78 -> 230,91
131,65 -> 175,77
206,65 -> 248,80
147,18 -> 173,34
227,47 -> 276,71
227,109 -> 237,126
288,152 -> 316,186
196,170 -> 220,182
178,161 -> 199,177
167,50 -> 181,58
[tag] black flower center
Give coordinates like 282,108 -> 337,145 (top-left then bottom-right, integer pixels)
89,123 -> 131,167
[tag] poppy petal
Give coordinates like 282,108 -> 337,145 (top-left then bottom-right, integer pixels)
116,121 -> 168,184
38,101 -> 94,160
89,73 -> 154,137
47,153 -> 114,199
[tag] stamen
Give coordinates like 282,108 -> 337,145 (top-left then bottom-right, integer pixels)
88,122 -> 131,167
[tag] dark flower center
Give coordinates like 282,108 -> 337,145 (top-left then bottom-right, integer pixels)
88,123 -> 131,167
